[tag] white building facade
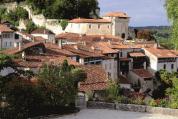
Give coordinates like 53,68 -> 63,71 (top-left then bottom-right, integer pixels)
65,12 -> 130,39
0,24 -> 22,49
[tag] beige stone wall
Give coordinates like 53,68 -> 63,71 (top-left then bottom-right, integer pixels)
66,22 -> 112,35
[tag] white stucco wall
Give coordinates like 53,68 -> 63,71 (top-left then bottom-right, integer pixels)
144,49 -> 177,72
65,22 -> 112,35
0,32 -> 22,49
103,16 -> 130,39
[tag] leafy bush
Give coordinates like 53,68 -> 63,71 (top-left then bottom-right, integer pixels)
60,20 -> 68,30
105,81 -> 121,102
0,60 -> 85,118
1,6 -> 28,26
147,99 -> 158,107
26,20 -> 37,33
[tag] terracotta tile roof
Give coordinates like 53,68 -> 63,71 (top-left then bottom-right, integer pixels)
132,69 -> 153,79
0,42 -> 44,55
79,65 -> 108,92
31,28 -> 54,34
63,45 -> 105,58
56,33 -> 122,43
17,31 -> 33,39
104,12 -> 129,18
49,56 -> 80,66
144,47 -> 177,58
129,52 -> 145,57
93,42 -> 119,54
119,75 -> 131,84
13,55 -> 79,68
69,18 -> 111,23
0,24 -> 14,32
45,43 -> 76,57
79,82 -> 108,92
34,36 -> 46,42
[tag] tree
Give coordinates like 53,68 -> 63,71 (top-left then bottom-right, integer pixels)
166,75 -> 178,109
26,0 -> 99,19
26,20 -> 37,33
166,0 -> 178,49
38,60 -> 86,106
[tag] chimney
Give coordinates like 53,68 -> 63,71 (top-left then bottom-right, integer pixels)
19,42 -> 22,51
58,40 -> 63,49
74,45 -> 78,50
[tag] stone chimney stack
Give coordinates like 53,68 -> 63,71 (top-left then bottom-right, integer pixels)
19,42 -> 22,51
58,40 -> 63,49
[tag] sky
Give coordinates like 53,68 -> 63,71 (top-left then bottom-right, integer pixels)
99,0 -> 170,26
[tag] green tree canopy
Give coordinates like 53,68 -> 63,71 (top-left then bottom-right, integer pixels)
26,0 -> 99,19
166,0 -> 178,49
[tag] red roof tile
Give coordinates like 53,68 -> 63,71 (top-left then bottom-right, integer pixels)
79,65 -> 108,92
69,18 -> 111,23
132,69 -> 153,79
144,47 -> 177,58
0,24 -> 14,32
129,52 -> 145,57
104,12 -> 129,18
56,33 -> 122,43
0,42 -> 44,55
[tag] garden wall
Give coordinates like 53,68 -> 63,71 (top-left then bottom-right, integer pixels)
87,101 -> 178,116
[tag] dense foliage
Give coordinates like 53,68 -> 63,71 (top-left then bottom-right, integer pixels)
0,7 -> 28,26
0,60 -> 86,118
25,20 -> 37,33
166,0 -> 178,49
26,0 -> 99,19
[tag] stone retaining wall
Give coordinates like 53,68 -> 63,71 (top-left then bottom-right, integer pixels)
87,101 -> 178,116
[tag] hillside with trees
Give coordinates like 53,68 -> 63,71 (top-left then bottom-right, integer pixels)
1,0 -> 99,19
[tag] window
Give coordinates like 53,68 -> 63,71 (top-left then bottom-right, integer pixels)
2,33 -> 11,38
5,42 -> 7,47
109,63 -> 112,69
107,72 -> 111,79
108,25 -> 110,29
171,64 -> 174,70
120,52 -> 123,57
98,24 -> 100,29
89,24 -> 91,29
163,64 -> 166,70
105,64 -> 107,70
9,42 -> 12,46
121,33 -> 125,39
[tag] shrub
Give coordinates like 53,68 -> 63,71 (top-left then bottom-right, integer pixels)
147,99 -> 158,107
60,20 -> 68,30
105,81 -> 121,102
26,20 -> 37,33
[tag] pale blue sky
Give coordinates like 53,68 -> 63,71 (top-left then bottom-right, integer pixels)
99,0 -> 170,26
